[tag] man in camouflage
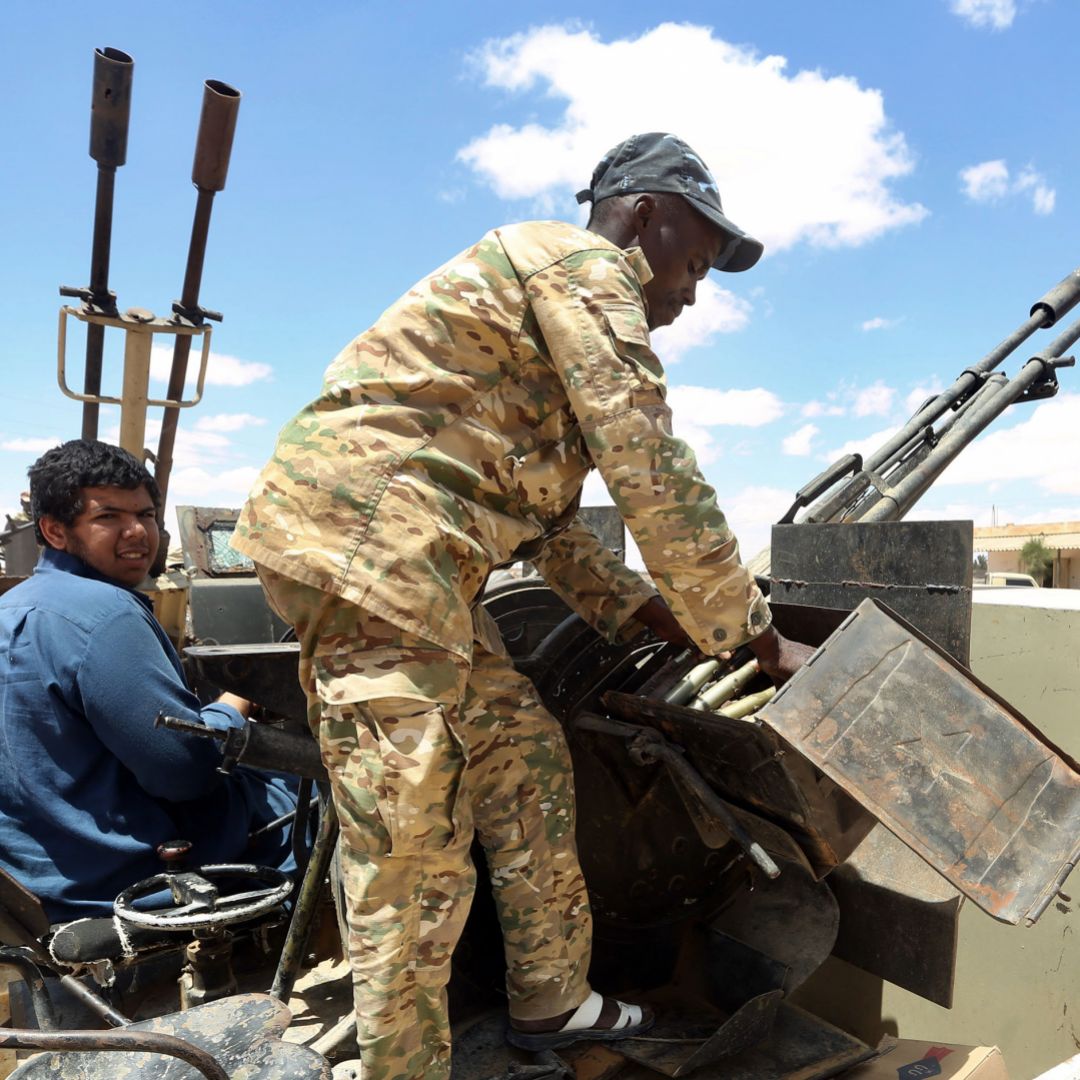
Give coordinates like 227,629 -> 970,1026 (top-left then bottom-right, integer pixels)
234,132 -> 811,1079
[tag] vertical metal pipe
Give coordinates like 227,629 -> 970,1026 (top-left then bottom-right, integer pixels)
118,326 -> 154,457
270,801 -> 338,1003
79,47 -> 133,441
154,80 -> 241,520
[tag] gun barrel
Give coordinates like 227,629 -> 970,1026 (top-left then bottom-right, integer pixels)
1030,267 -> 1080,328
804,270 -> 1080,524
861,318 -> 1080,522
88,47 -> 134,168
154,81 -> 241,524
80,47 -> 134,441
192,80 -> 241,193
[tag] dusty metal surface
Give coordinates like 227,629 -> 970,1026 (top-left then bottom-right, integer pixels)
616,990 -> 783,1077
826,825 -> 962,1008
677,1002 -> 873,1079
184,644 -> 305,722
601,689 -> 874,879
709,863 -> 840,995
6,994 -> 331,1079
770,521 -> 973,664
1,1028 -> 229,1080
762,598 -> 1080,924
186,578 -> 291,647
0,870 -> 50,948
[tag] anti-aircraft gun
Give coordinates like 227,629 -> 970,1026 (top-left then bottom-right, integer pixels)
3,44 -> 1079,1080
169,269 -> 1080,1076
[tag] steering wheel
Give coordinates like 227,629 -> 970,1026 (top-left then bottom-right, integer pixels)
113,863 -> 293,932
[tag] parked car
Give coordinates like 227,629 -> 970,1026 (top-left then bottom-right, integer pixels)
975,571 -> 1041,588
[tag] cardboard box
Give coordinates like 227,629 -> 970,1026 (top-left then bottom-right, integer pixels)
839,1037 -> 1008,1080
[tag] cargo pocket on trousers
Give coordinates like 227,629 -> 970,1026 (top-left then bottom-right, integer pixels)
320,691 -> 470,859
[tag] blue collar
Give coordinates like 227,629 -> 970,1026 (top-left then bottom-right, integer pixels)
36,547 -> 154,610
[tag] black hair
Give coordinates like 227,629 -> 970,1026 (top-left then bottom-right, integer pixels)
28,440 -> 160,544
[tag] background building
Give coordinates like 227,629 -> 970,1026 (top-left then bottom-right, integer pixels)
973,521 -> 1080,588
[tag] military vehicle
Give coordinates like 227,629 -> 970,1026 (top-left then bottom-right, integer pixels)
1,45 -> 1077,1080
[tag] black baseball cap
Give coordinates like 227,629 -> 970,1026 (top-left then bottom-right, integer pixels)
577,132 -> 764,273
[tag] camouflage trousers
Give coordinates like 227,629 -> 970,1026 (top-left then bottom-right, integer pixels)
256,566 -> 593,1080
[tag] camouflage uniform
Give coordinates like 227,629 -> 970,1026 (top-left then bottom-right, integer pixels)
233,221 -> 769,1080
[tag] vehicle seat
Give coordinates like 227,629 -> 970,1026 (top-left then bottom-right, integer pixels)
6,993 -> 331,1079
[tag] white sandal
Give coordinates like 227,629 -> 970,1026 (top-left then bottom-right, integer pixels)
506,990 -> 653,1051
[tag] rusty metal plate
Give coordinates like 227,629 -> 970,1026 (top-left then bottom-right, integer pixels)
602,678 -> 876,880
761,598 -> 1080,924
770,521 -> 973,665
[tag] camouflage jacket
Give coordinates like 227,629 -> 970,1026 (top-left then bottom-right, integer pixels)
232,221 -> 770,659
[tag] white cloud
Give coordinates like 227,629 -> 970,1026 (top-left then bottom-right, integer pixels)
722,485 -> 794,561
861,316 -> 899,332
827,425 -> 900,461
460,23 -> 927,253
904,500 -> 1007,527
802,399 -> 845,418
1,437 -> 61,453
101,419 -> 242,476
905,381 -> 944,415
853,382 -> 896,417
950,0 -> 1017,30
782,423 -> 820,456
194,413 -> 268,433
960,160 -> 1055,215
933,393 -> 1080,496
960,160 -> 1009,202
650,280 -> 751,362
150,345 -> 272,389
168,465 -> 261,498
675,420 -> 723,467
1039,505 -> 1080,524
1015,166 -> 1056,215
667,385 -> 784,428
1031,186 -> 1055,215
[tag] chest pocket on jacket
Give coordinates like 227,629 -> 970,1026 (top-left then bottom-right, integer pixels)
601,302 -> 666,396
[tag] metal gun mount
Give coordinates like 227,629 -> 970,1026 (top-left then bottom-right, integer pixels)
56,304 -> 213,458
57,49 -> 241,574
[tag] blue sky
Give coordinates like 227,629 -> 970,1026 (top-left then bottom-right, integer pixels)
3,0 -> 1079,559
